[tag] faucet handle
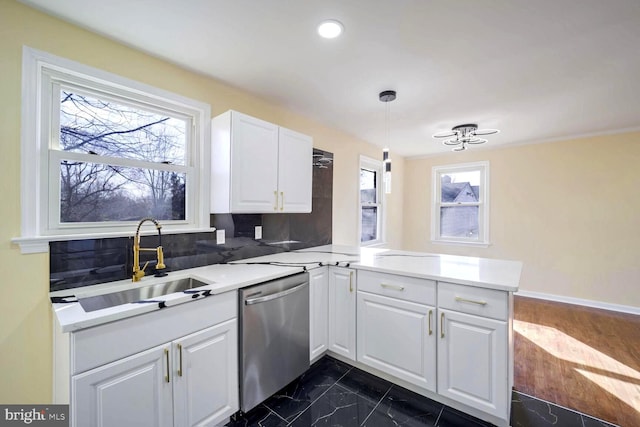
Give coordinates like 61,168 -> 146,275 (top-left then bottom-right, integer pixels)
132,261 -> 149,282
156,247 -> 166,270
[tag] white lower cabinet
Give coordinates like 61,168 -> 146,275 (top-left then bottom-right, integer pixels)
437,309 -> 508,418
354,271 -> 513,426
327,266 -> 356,360
73,344 -> 173,427
309,267 -> 329,361
72,319 -> 237,427
173,320 -> 238,427
357,291 -> 436,391
60,291 -> 239,427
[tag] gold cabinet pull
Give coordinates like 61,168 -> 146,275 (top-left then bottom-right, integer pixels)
349,271 -> 353,293
280,191 -> 284,211
273,191 -> 278,211
177,344 -> 183,377
455,296 -> 488,306
428,310 -> 433,336
380,283 -> 404,291
164,348 -> 170,383
440,312 -> 445,338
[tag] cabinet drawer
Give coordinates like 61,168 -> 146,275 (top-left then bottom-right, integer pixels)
438,282 -> 508,320
357,270 -> 436,305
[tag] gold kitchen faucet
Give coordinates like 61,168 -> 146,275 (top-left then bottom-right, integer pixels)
132,217 -> 167,282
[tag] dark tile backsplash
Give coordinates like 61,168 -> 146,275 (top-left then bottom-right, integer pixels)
50,149 -> 333,293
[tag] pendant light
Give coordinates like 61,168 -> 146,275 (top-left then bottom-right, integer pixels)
379,90 -> 396,194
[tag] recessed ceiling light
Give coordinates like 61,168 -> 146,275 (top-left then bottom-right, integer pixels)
317,20 -> 344,39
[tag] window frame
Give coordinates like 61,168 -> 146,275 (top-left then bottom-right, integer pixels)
431,161 -> 490,247
359,155 -> 385,246
14,47 -> 211,253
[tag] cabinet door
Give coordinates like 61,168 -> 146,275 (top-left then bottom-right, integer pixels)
328,267 -> 356,360
173,319 -> 239,427
309,267 -> 329,361
277,127 -> 312,213
357,291 -> 436,391
230,112 -> 279,212
72,345 -> 173,427
437,309 -> 508,418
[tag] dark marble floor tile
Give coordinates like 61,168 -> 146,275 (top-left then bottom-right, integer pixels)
289,383 -> 379,427
363,385 -> 443,427
336,366 -> 393,404
581,415 -> 619,427
225,404 -> 288,427
510,391 -> 583,427
436,406 -> 494,427
263,357 -> 352,422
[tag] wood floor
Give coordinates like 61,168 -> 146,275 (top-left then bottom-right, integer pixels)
514,296 -> 640,427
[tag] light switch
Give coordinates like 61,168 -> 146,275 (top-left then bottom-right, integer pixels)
216,229 -> 225,245
255,226 -> 262,240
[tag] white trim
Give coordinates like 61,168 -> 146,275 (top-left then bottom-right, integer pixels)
431,161 -> 490,246
411,126 -> 640,160
515,290 -> 640,316
431,239 -> 491,248
359,155 -> 385,246
17,46 -> 212,253
11,227 -> 216,254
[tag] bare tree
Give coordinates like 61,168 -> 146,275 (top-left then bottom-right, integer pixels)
58,92 -> 186,222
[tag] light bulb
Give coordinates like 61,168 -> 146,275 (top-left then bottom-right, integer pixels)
317,20 -> 344,39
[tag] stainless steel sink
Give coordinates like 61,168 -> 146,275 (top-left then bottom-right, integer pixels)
78,277 -> 209,312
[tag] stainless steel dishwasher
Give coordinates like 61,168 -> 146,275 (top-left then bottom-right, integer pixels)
238,272 -> 310,413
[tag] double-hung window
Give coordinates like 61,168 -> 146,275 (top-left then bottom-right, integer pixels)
15,47 -> 211,253
432,161 -> 489,246
360,155 -> 384,245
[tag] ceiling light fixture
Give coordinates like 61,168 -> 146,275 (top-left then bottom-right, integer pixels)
433,124 -> 500,152
317,20 -> 344,39
380,90 -> 396,194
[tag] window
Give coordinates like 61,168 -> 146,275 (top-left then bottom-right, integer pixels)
15,47 -> 211,253
432,161 -> 489,246
360,156 -> 384,245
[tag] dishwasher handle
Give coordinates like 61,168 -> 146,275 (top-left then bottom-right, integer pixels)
244,282 -> 308,305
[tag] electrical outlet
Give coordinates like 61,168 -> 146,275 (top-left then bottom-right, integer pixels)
216,229 -> 225,245
255,226 -> 262,240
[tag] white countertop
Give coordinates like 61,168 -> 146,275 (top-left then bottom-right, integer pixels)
52,245 -> 522,333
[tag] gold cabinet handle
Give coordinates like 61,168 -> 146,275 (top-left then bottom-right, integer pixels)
177,344 -> 183,377
349,271 -> 353,293
428,310 -> 433,336
380,283 -> 404,291
273,191 -> 278,211
280,191 -> 284,211
455,296 -> 488,306
164,348 -> 170,383
440,312 -> 445,339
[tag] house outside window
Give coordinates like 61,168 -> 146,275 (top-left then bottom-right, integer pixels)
360,155 -> 384,245
15,47 -> 211,253
432,161 -> 489,246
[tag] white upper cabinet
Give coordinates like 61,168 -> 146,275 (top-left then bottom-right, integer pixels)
211,110 -> 312,213
278,127 -> 313,212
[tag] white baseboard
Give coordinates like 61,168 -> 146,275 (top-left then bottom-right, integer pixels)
515,290 -> 640,316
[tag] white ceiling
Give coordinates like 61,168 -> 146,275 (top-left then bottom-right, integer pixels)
20,0 -> 640,157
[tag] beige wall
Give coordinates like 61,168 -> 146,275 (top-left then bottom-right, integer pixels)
403,132 -> 640,308
0,1 -> 403,403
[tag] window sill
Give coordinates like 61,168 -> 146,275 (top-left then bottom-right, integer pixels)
360,240 -> 387,248
12,227 -> 216,254
431,239 -> 491,248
